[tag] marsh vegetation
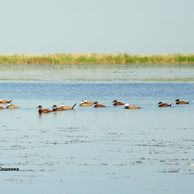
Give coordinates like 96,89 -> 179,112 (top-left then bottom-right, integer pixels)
0,53 -> 194,65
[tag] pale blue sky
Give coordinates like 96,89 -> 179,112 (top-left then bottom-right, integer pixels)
0,0 -> 194,54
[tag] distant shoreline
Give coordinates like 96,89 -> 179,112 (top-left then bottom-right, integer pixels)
0,53 -> 194,65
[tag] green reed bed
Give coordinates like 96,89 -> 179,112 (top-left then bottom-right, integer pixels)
0,53 -> 194,65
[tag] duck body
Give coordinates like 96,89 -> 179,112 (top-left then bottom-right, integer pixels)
61,103 -> 76,110
158,102 -> 172,107
175,99 -> 190,104
0,99 -> 12,104
6,104 -> 19,109
93,102 -> 106,108
39,109 -> 51,114
79,103 -> 92,107
112,100 -> 125,106
124,104 -> 140,109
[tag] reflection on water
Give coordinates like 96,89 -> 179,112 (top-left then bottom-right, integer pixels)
0,82 -> 194,194
0,64 -> 194,82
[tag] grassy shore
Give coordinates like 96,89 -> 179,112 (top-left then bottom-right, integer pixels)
0,53 -> 194,65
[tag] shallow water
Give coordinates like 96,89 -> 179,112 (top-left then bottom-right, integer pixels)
0,81 -> 194,194
0,64 -> 194,82
0,64 -> 194,194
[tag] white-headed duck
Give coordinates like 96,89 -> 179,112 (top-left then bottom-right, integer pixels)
37,105 -> 51,114
124,103 -> 140,110
158,102 -> 172,107
175,99 -> 190,105
112,100 -> 125,106
93,102 -> 106,108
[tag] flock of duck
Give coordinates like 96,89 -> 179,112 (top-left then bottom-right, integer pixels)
0,99 -> 191,114
37,98 -> 190,114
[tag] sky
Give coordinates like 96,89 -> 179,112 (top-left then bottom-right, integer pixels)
0,0 -> 194,54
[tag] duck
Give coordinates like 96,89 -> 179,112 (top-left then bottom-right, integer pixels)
0,99 -> 12,104
37,105 -> 51,114
124,104 -> 140,109
93,102 -> 106,108
61,103 -> 76,110
0,106 -> 4,109
6,103 -> 19,109
112,100 -> 125,106
79,99 -> 95,107
175,99 -> 190,105
158,102 -> 172,107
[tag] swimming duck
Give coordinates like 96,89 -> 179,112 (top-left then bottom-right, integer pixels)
124,104 -> 140,109
79,100 -> 95,107
158,102 -> 172,107
37,105 -> 51,114
61,103 -> 76,110
0,99 -> 12,104
175,99 -> 190,104
6,103 -> 19,109
93,102 -> 106,108
112,100 -> 125,106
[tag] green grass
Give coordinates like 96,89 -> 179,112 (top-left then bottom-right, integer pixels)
0,53 -> 194,65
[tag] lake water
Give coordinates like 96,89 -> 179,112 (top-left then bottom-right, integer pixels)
0,64 -> 194,194
0,63 -> 194,82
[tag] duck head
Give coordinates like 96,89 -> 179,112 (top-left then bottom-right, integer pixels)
158,102 -> 163,105
112,100 -> 117,103
52,105 -> 58,110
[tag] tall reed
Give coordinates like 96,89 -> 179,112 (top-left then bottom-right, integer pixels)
0,53 -> 194,65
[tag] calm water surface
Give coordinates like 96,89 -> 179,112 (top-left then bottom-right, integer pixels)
0,63 -> 194,82
0,65 -> 194,194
